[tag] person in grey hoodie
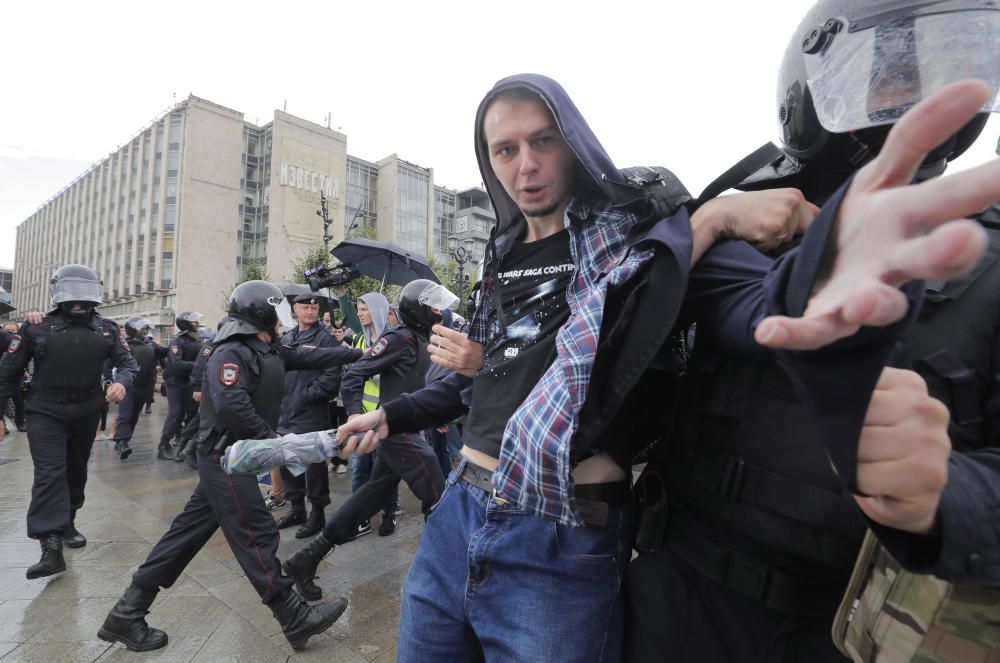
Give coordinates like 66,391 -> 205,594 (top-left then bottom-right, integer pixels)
346,292 -> 399,537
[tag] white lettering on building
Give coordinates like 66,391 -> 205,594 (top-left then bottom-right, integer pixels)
279,162 -> 340,199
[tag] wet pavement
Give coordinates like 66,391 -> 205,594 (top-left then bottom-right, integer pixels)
0,400 -> 424,662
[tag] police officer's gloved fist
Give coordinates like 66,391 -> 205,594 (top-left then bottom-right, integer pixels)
854,367 -> 950,536
337,409 -> 389,458
429,325 -> 484,377
105,383 -> 127,403
756,80 -> 1000,351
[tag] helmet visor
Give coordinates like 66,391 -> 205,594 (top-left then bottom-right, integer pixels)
178,311 -> 204,323
417,283 -> 460,311
272,297 -> 296,330
51,277 -> 103,305
807,10 -> 1000,134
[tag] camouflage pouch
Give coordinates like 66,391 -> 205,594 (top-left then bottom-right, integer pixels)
833,530 -> 1000,662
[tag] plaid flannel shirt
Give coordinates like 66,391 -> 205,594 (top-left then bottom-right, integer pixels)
468,197 -> 656,526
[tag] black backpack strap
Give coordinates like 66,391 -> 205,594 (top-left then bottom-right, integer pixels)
692,143 -> 784,209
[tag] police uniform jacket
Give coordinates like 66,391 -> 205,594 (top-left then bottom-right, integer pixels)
165,331 -> 201,387
340,325 -> 428,417
277,323 -> 357,435
199,334 -> 363,442
0,312 -> 138,405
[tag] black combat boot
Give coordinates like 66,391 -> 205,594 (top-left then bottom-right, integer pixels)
295,507 -> 325,539
172,438 -> 190,462
26,534 -> 65,579
282,533 -> 334,601
64,510 -> 87,548
276,500 -> 307,529
97,583 -> 169,652
156,436 -> 175,460
268,587 -> 347,650
115,439 -> 132,461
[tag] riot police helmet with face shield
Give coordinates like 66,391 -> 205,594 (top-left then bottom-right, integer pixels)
125,316 -> 154,341
397,279 -> 459,336
215,280 -> 288,342
175,311 -> 204,333
50,264 -> 103,319
762,0 -> 1000,183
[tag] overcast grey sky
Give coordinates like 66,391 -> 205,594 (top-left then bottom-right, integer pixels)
1,0 -> 996,269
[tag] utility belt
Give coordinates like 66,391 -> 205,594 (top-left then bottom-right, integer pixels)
634,469 -> 846,620
196,429 -> 234,458
28,385 -> 104,403
458,458 -> 631,528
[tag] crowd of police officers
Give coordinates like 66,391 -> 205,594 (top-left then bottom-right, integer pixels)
2,0 -> 1000,658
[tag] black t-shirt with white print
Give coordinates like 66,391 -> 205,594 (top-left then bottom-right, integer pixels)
464,228 -> 574,458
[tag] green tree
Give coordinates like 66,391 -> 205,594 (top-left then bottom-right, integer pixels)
220,261 -> 270,313
290,243 -> 332,283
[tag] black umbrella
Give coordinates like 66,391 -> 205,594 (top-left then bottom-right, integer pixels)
330,238 -> 440,286
280,284 -> 338,316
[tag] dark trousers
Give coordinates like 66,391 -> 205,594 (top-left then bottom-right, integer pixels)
624,549 -> 847,663
279,462 -> 331,508
24,401 -> 101,538
323,433 -> 444,544
11,388 -> 25,426
112,387 -> 144,443
179,406 -> 201,443
161,384 -> 196,440
132,451 -> 294,604
144,383 -> 156,407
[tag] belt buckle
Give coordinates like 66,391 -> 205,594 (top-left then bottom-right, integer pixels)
490,486 -> 509,505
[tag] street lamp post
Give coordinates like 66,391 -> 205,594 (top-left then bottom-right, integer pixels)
316,192 -> 332,253
448,234 -> 475,317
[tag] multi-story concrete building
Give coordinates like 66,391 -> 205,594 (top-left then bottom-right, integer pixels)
11,96 -> 494,338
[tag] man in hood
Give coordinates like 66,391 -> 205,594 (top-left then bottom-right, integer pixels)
349,292 -> 399,537
336,75 -> 999,661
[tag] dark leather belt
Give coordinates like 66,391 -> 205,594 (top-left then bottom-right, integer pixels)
458,459 -> 630,527
30,387 -> 102,403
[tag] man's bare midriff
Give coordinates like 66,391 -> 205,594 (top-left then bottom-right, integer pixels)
461,445 -> 626,484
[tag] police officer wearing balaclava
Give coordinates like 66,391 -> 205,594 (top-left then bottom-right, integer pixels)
0,265 -> 137,580
157,310 -> 203,459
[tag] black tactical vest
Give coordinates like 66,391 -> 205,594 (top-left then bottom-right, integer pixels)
131,342 -> 158,387
32,322 -> 109,391
663,225 -> 1000,577
379,328 -> 430,406
197,340 -> 285,441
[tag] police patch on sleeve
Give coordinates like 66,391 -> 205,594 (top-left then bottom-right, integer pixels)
7,335 -> 20,353
371,338 -> 388,357
219,362 -> 240,386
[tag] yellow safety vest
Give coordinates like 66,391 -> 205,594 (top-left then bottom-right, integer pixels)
354,333 -> 380,412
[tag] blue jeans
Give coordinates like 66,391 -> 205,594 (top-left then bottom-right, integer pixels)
397,458 -> 632,662
350,450 -> 398,517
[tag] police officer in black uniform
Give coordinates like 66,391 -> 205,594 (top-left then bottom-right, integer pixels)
0,264 -> 137,579
98,281 -> 361,653
0,289 -> 20,439
173,324 -> 222,469
112,316 -> 168,460
274,293 -> 342,538
625,2 -> 1000,660
283,279 -> 449,601
157,310 -> 202,460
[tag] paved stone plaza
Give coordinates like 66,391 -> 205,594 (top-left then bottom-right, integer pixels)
0,401 -> 424,662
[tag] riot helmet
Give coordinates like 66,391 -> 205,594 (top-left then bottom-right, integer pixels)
397,279 -> 459,335
227,280 -> 286,332
175,311 -> 203,333
124,316 -> 153,340
776,0 -> 999,176
50,264 -> 103,320
0,286 -> 13,316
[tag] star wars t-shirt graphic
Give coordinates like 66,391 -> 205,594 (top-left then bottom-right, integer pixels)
463,228 -> 574,457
